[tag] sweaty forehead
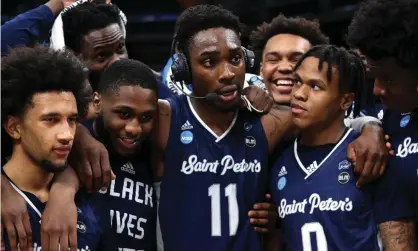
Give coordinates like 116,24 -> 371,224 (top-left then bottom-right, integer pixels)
83,23 -> 123,48
190,28 -> 241,52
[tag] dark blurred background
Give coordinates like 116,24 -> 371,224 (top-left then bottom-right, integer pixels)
2,0 -> 361,71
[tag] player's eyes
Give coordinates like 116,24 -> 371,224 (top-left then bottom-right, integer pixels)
117,111 -> 131,119
203,59 -> 214,68
43,117 -> 57,123
231,54 -> 242,64
311,84 -> 321,90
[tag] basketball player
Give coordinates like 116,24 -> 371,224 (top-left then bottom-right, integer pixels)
246,16 -> 394,247
85,59 -> 158,250
153,5 -> 289,251
1,46 -> 114,251
347,0 -> 418,242
270,45 -> 416,250
55,1 -> 171,99
59,2 -> 128,90
249,14 -> 389,187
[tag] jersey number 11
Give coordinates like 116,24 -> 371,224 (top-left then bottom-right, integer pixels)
208,183 -> 239,237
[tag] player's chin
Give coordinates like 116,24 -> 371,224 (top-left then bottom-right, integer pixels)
116,146 -> 138,157
292,117 -> 310,130
215,101 -> 240,112
45,160 -> 68,173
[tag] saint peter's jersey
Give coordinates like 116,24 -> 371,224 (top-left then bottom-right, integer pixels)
2,172 -> 111,251
270,128 -> 414,251
382,108 -> 418,235
159,95 -> 269,251
85,121 -> 157,251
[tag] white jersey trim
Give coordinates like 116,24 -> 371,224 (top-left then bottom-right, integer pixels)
294,128 -> 353,179
187,96 -> 238,143
9,181 -> 42,220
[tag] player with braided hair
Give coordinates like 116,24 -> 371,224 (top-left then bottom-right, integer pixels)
269,44 -> 416,251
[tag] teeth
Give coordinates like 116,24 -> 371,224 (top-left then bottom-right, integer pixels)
276,79 -> 294,86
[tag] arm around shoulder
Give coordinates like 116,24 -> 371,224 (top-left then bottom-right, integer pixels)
151,100 -> 171,179
261,104 -> 295,153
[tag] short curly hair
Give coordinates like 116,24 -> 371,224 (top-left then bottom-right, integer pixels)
174,5 -> 242,57
62,2 -> 122,54
98,59 -> 159,95
1,46 -> 89,124
347,0 -> 418,67
250,14 -> 330,61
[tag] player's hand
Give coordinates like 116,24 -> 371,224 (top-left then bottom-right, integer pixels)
347,123 -> 390,187
241,85 -> 273,114
69,124 -> 114,192
1,175 -> 33,251
248,194 -> 277,233
41,183 -> 78,251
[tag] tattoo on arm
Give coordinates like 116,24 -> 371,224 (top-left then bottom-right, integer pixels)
379,220 -> 416,251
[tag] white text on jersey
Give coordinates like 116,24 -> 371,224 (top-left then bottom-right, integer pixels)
278,193 -> 353,218
101,177 -> 154,207
397,137 -> 418,158
180,155 -> 261,175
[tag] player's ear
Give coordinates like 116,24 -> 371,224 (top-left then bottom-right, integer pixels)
93,92 -> 101,114
340,92 -> 355,111
3,116 -> 22,140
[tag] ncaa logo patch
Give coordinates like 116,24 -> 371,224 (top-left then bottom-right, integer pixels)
400,115 -> 411,128
245,136 -> 256,147
180,130 -> 193,144
277,177 -> 287,190
338,172 -> 350,184
77,221 -> 87,234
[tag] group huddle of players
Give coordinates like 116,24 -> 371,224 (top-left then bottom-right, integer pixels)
1,0 -> 417,250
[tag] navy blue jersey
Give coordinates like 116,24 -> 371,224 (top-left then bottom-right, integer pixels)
2,174 -> 109,251
86,120 -> 157,251
159,95 -> 269,251
382,109 -> 418,229
270,128 -> 414,251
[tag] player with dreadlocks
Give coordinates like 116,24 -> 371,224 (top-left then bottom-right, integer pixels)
269,44 -> 416,250
247,14 -> 390,197
347,0 -> 418,246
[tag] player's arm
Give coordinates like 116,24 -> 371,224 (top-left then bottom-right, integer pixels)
371,159 -> 416,251
346,120 -> 392,187
67,123 -> 113,191
240,85 -> 294,153
379,220 -> 416,251
41,166 -> 80,251
1,174 -> 33,251
261,104 -> 294,153
151,100 -> 171,178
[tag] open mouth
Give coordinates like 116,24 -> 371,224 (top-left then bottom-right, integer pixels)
218,86 -> 239,102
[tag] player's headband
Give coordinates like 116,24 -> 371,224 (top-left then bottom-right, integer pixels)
49,0 -> 127,51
